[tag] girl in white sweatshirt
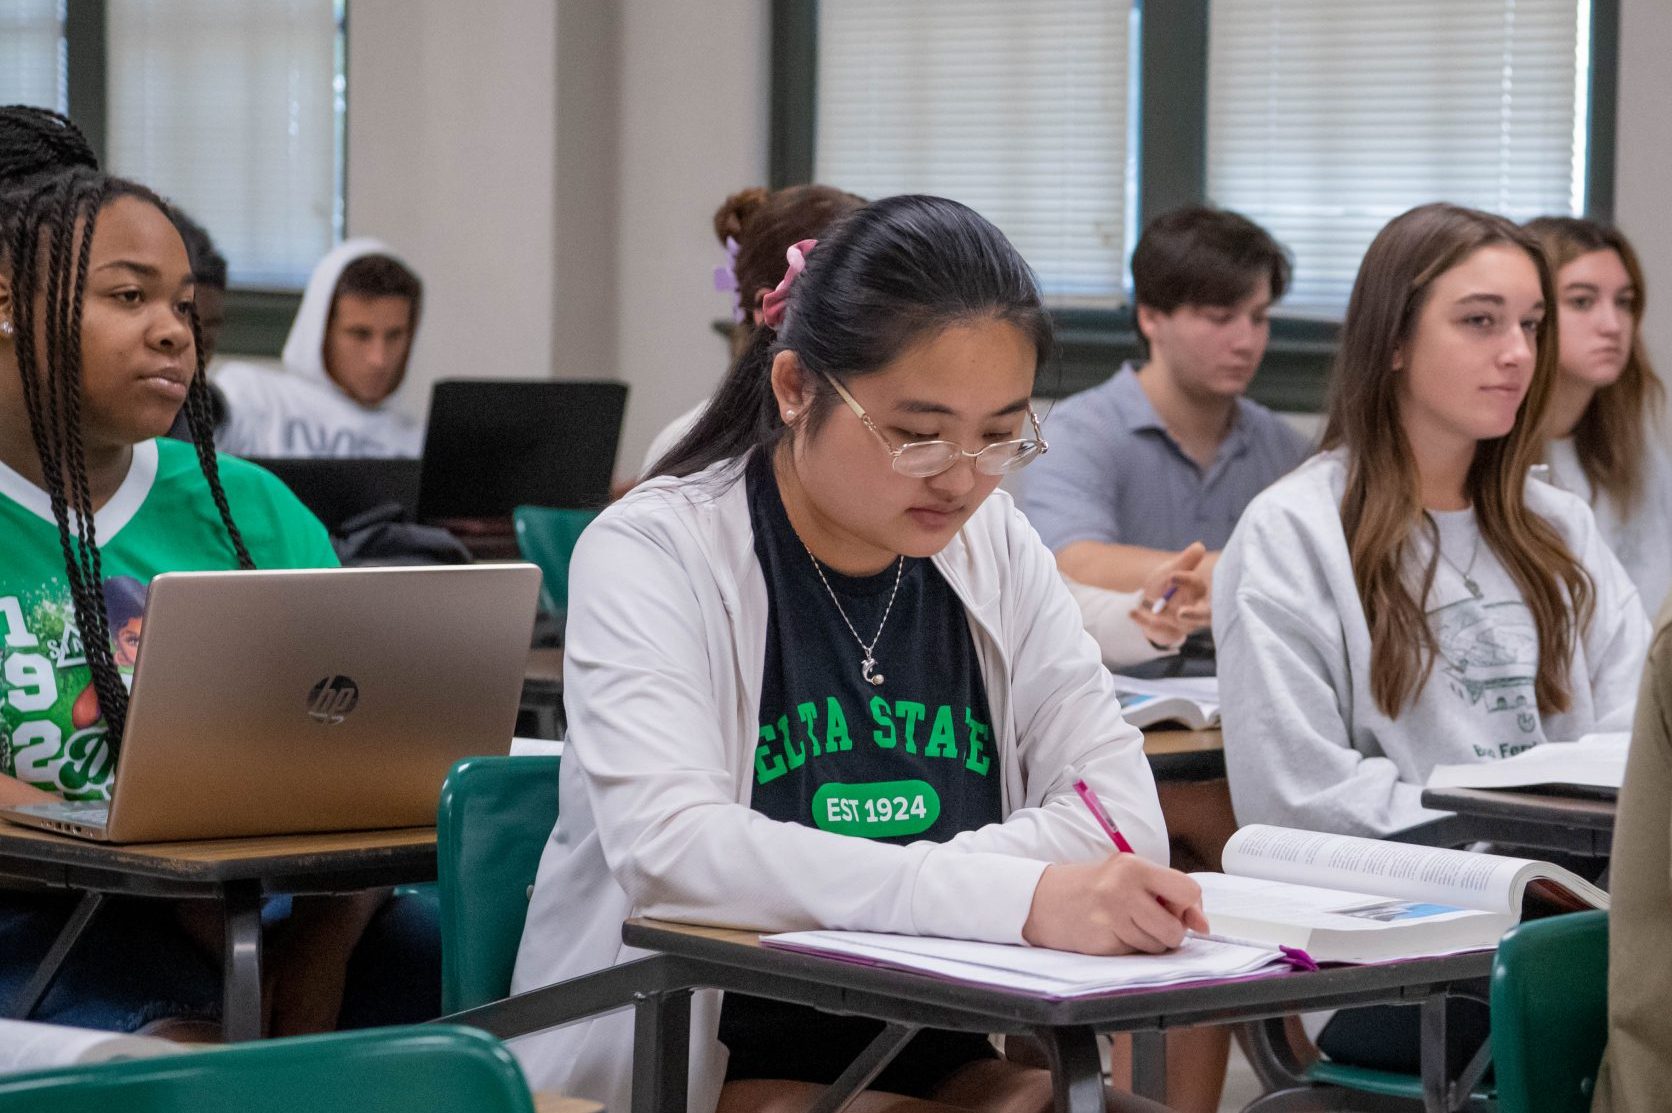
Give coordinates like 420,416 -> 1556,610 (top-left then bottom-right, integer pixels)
511,197 -> 1203,1113
1524,217 -> 1672,619
1214,202 -> 1650,1073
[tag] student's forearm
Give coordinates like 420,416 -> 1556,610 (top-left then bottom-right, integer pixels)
1057,540 -> 1219,593
0,774 -> 58,808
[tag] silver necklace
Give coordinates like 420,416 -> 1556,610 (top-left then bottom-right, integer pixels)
801,543 -> 904,686
1436,531 -> 1483,600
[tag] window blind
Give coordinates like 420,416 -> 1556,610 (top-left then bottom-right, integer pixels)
104,0 -> 339,289
0,0 -> 65,113
1207,0 -> 1589,316
815,0 -> 1134,303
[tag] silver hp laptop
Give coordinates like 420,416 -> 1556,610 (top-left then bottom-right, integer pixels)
0,564 -> 541,842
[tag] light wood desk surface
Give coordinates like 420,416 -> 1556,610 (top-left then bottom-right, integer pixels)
533,1092 -> 605,1113
0,821 -> 435,883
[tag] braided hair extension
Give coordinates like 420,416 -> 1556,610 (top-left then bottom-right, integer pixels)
2,162 -> 256,755
0,104 -> 99,185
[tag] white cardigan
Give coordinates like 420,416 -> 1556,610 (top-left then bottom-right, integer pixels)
509,457 -> 1169,1112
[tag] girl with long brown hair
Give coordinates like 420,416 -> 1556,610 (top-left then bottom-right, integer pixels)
1524,216 -> 1672,617
1214,202 -> 1649,841
1213,201 -> 1652,1074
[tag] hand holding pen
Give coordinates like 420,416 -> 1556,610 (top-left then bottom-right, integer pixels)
1131,542 -> 1212,649
1020,772 -> 1208,956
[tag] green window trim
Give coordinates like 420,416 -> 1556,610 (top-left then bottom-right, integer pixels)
769,0 -> 1620,413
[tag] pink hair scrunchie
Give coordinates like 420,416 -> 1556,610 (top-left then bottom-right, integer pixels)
758,238 -> 818,330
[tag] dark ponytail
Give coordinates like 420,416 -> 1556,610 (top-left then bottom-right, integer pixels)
653,194 -> 1053,480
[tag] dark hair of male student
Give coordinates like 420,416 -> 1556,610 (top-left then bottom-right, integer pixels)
1130,205 -> 1292,325
333,253 -> 423,331
0,111 -> 253,753
168,207 -> 227,291
653,194 -> 1054,480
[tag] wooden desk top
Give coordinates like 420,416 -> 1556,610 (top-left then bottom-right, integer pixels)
533,1092 -> 605,1113
1141,729 -> 1222,757
0,821 -> 436,884
526,646 -> 565,686
619,916 -> 1493,1031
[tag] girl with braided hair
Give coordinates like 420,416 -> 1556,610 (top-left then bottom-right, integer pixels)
0,105 -> 411,1038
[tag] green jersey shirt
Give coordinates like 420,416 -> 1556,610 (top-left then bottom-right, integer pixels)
0,438 -> 338,801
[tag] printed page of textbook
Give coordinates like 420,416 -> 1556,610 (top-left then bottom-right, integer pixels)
1221,825 -> 1536,915
1191,872 -> 1508,962
0,1019 -> 180,1073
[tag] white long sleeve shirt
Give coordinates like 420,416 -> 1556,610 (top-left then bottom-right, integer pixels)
508,455 -> 1168,1112
1213,449 -> 1650,838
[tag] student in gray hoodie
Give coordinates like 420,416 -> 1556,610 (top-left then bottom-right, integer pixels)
1215,202 -> 1650,1073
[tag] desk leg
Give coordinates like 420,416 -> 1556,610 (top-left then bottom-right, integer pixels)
6,891 -> 105,1019
221,884 -> 263,1042
632,986 -> 691,1113
1036,1026 -> 1106,1113
806,1023 -> 921,1113
1419,994 -> 1448,1113
1128,1031 -> 1168,1103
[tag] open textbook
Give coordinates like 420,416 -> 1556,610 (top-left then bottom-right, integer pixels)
1425,732 -> 1627,796
1110,674 -> 1220,731
0,1019 -> 185,1075
1193,824 -> 1607,964
760,930 -> 1288,999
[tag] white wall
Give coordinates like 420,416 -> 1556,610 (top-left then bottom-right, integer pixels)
607,0 -> 770,473
337,0 -> 1666,475
1615,0 -> 1672,384
345,0 -> 765,477
344,0 -> 559,421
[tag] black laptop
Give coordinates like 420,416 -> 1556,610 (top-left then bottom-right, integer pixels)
417,379 -> 628,520
251,380 -> 628,529
249,457 -> 423,533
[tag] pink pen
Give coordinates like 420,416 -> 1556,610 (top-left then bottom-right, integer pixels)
1070,771 -> 1319,971
1071,774 -> 1136,853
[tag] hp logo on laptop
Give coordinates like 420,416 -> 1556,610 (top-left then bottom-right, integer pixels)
307,676 -> 361,725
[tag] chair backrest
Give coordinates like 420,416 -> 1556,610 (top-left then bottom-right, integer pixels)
513,505 -> 600,614
0,1025 -> 535,1113
437,754 -> 562,1013
1491,908 -> 1609,1113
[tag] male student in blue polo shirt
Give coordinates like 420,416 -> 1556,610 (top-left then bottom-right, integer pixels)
1020,205 -> 1308,622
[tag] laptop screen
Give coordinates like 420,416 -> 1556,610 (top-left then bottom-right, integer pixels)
417,380 -> 628,521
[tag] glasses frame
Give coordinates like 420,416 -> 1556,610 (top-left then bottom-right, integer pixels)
821,372 -> 1049,479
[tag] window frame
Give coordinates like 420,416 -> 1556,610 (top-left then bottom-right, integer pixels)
63,0 -> 347,357
771,0 -> 1620,409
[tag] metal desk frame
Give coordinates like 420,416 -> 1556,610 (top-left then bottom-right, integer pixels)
446,920 -> 1493,1113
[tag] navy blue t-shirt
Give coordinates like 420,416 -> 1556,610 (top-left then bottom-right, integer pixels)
719,452 -> 1001,1095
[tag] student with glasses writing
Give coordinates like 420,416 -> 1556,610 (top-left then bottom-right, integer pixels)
510,196 -> 1202,1113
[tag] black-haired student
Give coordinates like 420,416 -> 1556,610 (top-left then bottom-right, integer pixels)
0,105 -> 402,1037
510,196 -> 1199,1113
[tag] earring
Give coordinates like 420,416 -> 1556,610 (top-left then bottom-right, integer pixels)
784,409 -> 796,421
0,320 -> 12,338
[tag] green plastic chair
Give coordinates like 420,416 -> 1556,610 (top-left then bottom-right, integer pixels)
0,1024 -> 534,1113
1491,909 -> 1609,1113
437,754 -> 562,1014
513,505 -> 600,615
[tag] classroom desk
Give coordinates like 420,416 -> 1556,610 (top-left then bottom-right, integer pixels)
447,918 -> 1492,1113
0,822 -> 437,1042
1418,785 -> 1616,858
522,646 -> 567,738
1142,728 -> 1224,782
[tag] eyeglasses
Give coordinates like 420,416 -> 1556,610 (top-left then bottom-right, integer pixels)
822,372 -> 1049,479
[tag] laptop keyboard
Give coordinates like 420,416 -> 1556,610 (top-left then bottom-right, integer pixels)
46,801 -> 109,825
